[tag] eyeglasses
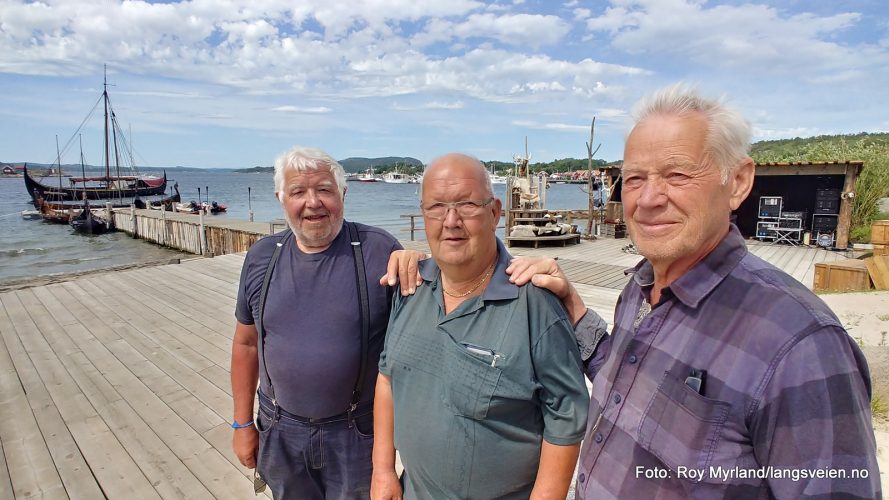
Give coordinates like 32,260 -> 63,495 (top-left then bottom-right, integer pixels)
421,197 -> 494,220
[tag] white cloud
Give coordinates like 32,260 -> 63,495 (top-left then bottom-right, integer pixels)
583,0 -> 887,75
413,13 -> 571,48
511,120 -> 591,132
271,105 -> 333,113
753,126 -> 821,140
5,1 -> 883,168
573,8 -> 591,21
392,101 -> 465,111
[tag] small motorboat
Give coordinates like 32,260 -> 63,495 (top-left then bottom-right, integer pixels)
176,201 -> 200,214
210,201 -> 227,214
21,210 -> 42,220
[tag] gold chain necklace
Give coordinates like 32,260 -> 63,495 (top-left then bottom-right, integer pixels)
442,259 -> 497,298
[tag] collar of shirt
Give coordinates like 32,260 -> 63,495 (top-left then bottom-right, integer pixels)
627,224 -> 748,308
418,236 -> 518,302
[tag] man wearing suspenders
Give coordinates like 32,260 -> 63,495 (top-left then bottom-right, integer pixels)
231,146 -> 422,499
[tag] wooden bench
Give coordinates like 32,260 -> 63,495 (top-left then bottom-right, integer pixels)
506,233 -> 581,248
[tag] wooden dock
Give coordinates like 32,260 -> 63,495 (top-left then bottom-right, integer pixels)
0,235 -> 853,499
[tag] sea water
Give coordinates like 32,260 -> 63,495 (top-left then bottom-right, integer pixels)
0,170 -> 593,284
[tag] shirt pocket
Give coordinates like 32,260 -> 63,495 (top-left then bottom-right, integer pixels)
441,338 -> 502,420
637,371 -> 731,482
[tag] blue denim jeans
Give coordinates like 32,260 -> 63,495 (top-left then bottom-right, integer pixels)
256,392 -> 374,499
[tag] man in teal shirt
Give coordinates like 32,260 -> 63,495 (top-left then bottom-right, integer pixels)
371,153 -> 590,499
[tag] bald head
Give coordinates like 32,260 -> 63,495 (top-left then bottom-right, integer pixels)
421,153 -> 493,202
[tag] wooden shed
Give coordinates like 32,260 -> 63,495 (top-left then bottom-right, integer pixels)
735,161 -> 863,249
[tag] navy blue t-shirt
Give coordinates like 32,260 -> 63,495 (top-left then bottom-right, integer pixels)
235,221 -> 401,418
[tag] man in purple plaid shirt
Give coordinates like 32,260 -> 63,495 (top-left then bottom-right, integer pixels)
507,83 -> 880,498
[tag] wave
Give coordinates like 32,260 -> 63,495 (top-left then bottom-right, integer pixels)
3,247 -> 47,257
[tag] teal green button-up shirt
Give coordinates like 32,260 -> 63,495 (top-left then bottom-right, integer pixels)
379,238 -> 589,499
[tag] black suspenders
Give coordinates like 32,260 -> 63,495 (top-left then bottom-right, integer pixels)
256,222 -> 370,425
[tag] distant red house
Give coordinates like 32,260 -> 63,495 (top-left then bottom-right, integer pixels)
1,164 -> 16,175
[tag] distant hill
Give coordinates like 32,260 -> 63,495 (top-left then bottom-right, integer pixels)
233,157 -> 424,174
750,132 -> 889,162
338,157 -> 423,173
234,166 -> 272,174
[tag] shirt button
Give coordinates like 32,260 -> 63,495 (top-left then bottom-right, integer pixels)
628,354 -> 637,364
579,473 -> 586,483
595,433 -> 603,443
613,393 -> 621,404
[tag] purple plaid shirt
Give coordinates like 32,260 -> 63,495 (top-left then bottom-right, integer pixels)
574,225 -> 880,499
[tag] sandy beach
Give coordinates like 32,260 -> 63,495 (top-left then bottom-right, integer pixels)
820,291 -> 889,485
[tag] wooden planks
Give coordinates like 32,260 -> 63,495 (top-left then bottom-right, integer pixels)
865,256 -> 889,290
0,300 -> 69,500
0,234 -> 854,499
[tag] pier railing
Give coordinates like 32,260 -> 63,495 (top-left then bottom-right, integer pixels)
109,207 -> 596,256
111,208 -> 269,256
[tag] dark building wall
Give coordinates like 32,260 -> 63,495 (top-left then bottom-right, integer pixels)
734,174 -> 845,237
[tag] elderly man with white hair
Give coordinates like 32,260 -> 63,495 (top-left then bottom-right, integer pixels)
508,84 -> 880,498
230,146 -> 424,499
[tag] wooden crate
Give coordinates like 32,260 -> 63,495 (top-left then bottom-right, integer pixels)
602,222 -> 627,239
813,260 -> 873,293
873,220 -> 889,245
874,244 -> 889,256
864,256 -> 889,291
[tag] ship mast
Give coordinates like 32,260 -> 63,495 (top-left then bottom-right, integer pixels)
103,64 -> 111,184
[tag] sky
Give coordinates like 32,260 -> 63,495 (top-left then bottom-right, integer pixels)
1,0 -> 887,169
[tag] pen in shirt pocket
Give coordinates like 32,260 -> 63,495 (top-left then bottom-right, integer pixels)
685,368 -> 707,394
461,342 -> 502,367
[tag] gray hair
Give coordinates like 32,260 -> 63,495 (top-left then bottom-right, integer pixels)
273,146 -> 347,201
419,153 -> 493,201
630,83 -> 751,183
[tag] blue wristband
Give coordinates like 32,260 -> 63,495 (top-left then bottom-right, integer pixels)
231,419 -> 255,429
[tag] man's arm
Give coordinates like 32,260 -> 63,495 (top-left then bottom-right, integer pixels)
231,321 -> 259,469
531,441 -> 581,500
752,327 -> 879,499
371,374 -> 402,500
379,250 -> 427,295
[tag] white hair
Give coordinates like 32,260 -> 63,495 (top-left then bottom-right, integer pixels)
630,82 -> 752,183
273,146 -> 347,202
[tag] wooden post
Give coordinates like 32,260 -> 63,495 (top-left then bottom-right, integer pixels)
130,203 -> 137,238
836,162 -> 860,249
160,202 -> 167,246
585,118 -> 601,238
248,186 -> 254,222
199,208 -> 207,256
505,176 -> 515,239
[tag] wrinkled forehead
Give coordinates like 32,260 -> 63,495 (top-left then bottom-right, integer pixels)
623,114 -> 710,166
423,174 -> 489,201
424,161 -> 490,197
284,167 -> 338,187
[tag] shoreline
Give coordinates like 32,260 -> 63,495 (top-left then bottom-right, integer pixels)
0,257 -> 194,293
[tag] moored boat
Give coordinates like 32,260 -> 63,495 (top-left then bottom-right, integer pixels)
24,68 -> 169,206
383,166 -> 410,183
70,206 -> 111,235
357,167 -> 381,182
25,165 -> 167,204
